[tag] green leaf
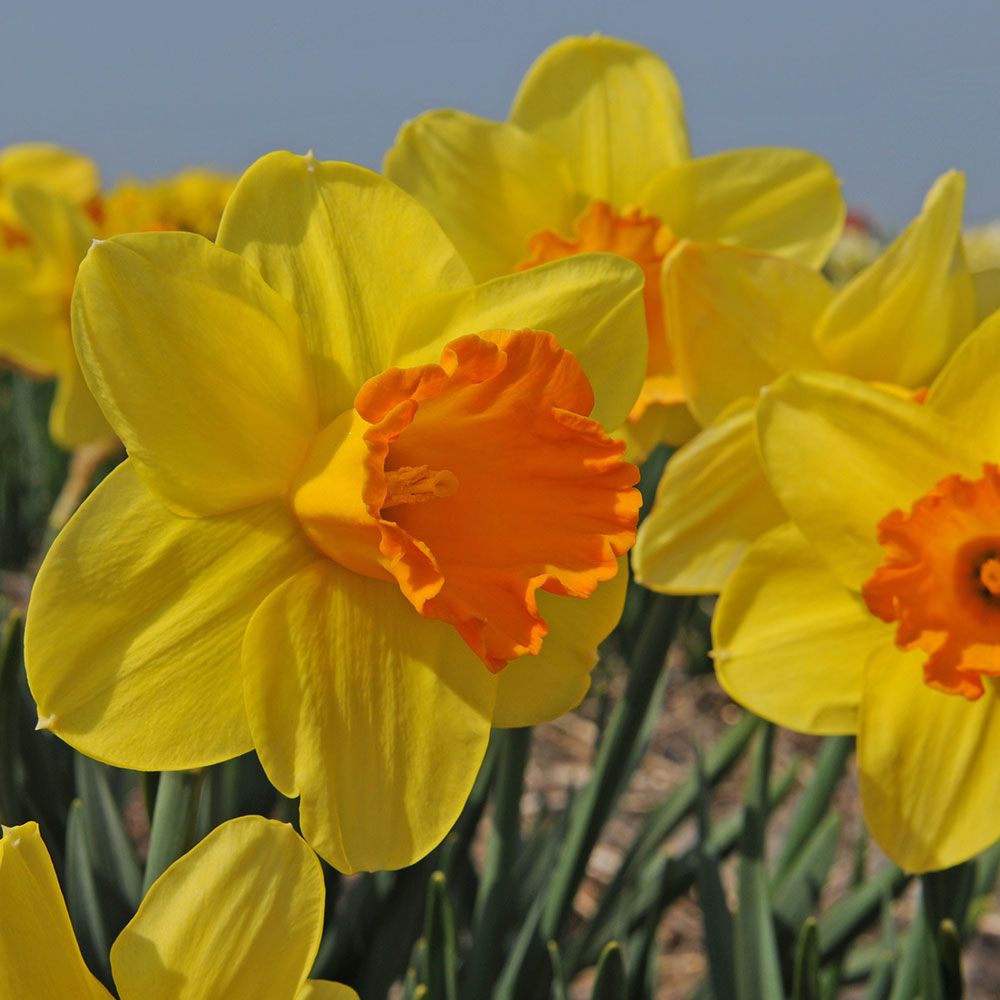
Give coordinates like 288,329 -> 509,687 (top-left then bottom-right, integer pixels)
773,736 -> 852,883
574,756 -> 802,974
937,919 -> 964,1000
541,596 -> 694,944
735,725 -> 783,1000
570,713 -> 759,971
73,756 -> 142,909
592,942 -> 627,1000
694,750 -> 736,1000
466,727 -> 532,998
923,862 -> 976,935
64,799 -> 113,986
548,940 -> 569,1000
792,918 -> 821,1000
772,814 -> 842,934
141,769 -> 204,895
356,860 -> 436,999
888,902 -> 930,1000
818,863 -> 909,961
0,612 -> 24,824
423,871 -> 458,1000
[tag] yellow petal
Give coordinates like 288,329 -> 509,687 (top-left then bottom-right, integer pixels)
664,241 -> 833,426
617,401 -> 701,457
758,371 -> 981,590
493,558 -> 627,727
297,984 -> 360,1000
217,151 -> 471,424
0,251 -> 69,376
510,35 -> 688,206
812,171 -> 975,387
392,253 -> 646,429
0,143 -> 99,206
243,560 -> 496,873
642,148 -> 845,268
26,462 -> 316,770
10,183 -> 94,272
0,823 -> 113,1000
384,109 -> 578,281
925,307 -> 1000,459
713,522 -> 885,734
972,266 -> 1000,324
48,352 -> 115,450
113,817 -> 327,1000
73,232 -> 319,517
859,644 -> 1000,872
633,401 -> 786,594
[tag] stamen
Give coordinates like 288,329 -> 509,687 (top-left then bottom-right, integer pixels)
980,556 -> 1000,597
383,465 -> 458,509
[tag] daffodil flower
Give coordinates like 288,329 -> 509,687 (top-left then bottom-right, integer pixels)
633,171 -> 978,595
712,308 -> 1000,872
384,34 -> 844,451
0,183 -> 113,446
26,151 -> 646,873
0,143 -> 99,240
99,169 -> 236,240
0,152 -> 235,450
0,815 -> 357,998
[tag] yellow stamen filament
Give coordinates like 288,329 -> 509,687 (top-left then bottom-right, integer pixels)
383,465 -> 458,509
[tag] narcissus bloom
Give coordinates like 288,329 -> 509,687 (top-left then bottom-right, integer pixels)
0,815 -> 357,998
385,34 -> 844,450
633,171 -> 979,595
99,168 -> 236,240
712,310 -> 1000,871
26,151 -> 645,873
0,143 -> 99,240
0,152 -> 234,449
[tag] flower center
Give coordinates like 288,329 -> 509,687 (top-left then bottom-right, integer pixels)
863,464 -> 1000,699
518,201 -> 680,421
290,329 -> 641,671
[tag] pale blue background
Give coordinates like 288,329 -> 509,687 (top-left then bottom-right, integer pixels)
2,0 -> 998,227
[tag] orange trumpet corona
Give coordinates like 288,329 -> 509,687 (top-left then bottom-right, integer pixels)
291,329 -> 641,671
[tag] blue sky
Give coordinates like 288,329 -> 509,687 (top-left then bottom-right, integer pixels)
2,0 -> 998,227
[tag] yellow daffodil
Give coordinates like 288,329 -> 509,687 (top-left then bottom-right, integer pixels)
100,168 -> 236,240
0,183 -> 113,446
0,143 -> 99,239
0,162 -> 235,450
25,151 -> 646,873
712,309 -> 1000,872
384,34 -> 844,451
0,815 -> 357,998
633,171 -> 978,595
963,219 -> 1000,324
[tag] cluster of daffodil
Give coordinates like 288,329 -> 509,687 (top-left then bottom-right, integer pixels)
3,32 -> 1000,1000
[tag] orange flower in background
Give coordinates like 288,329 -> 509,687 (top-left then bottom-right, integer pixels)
385,34 -> 845,451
